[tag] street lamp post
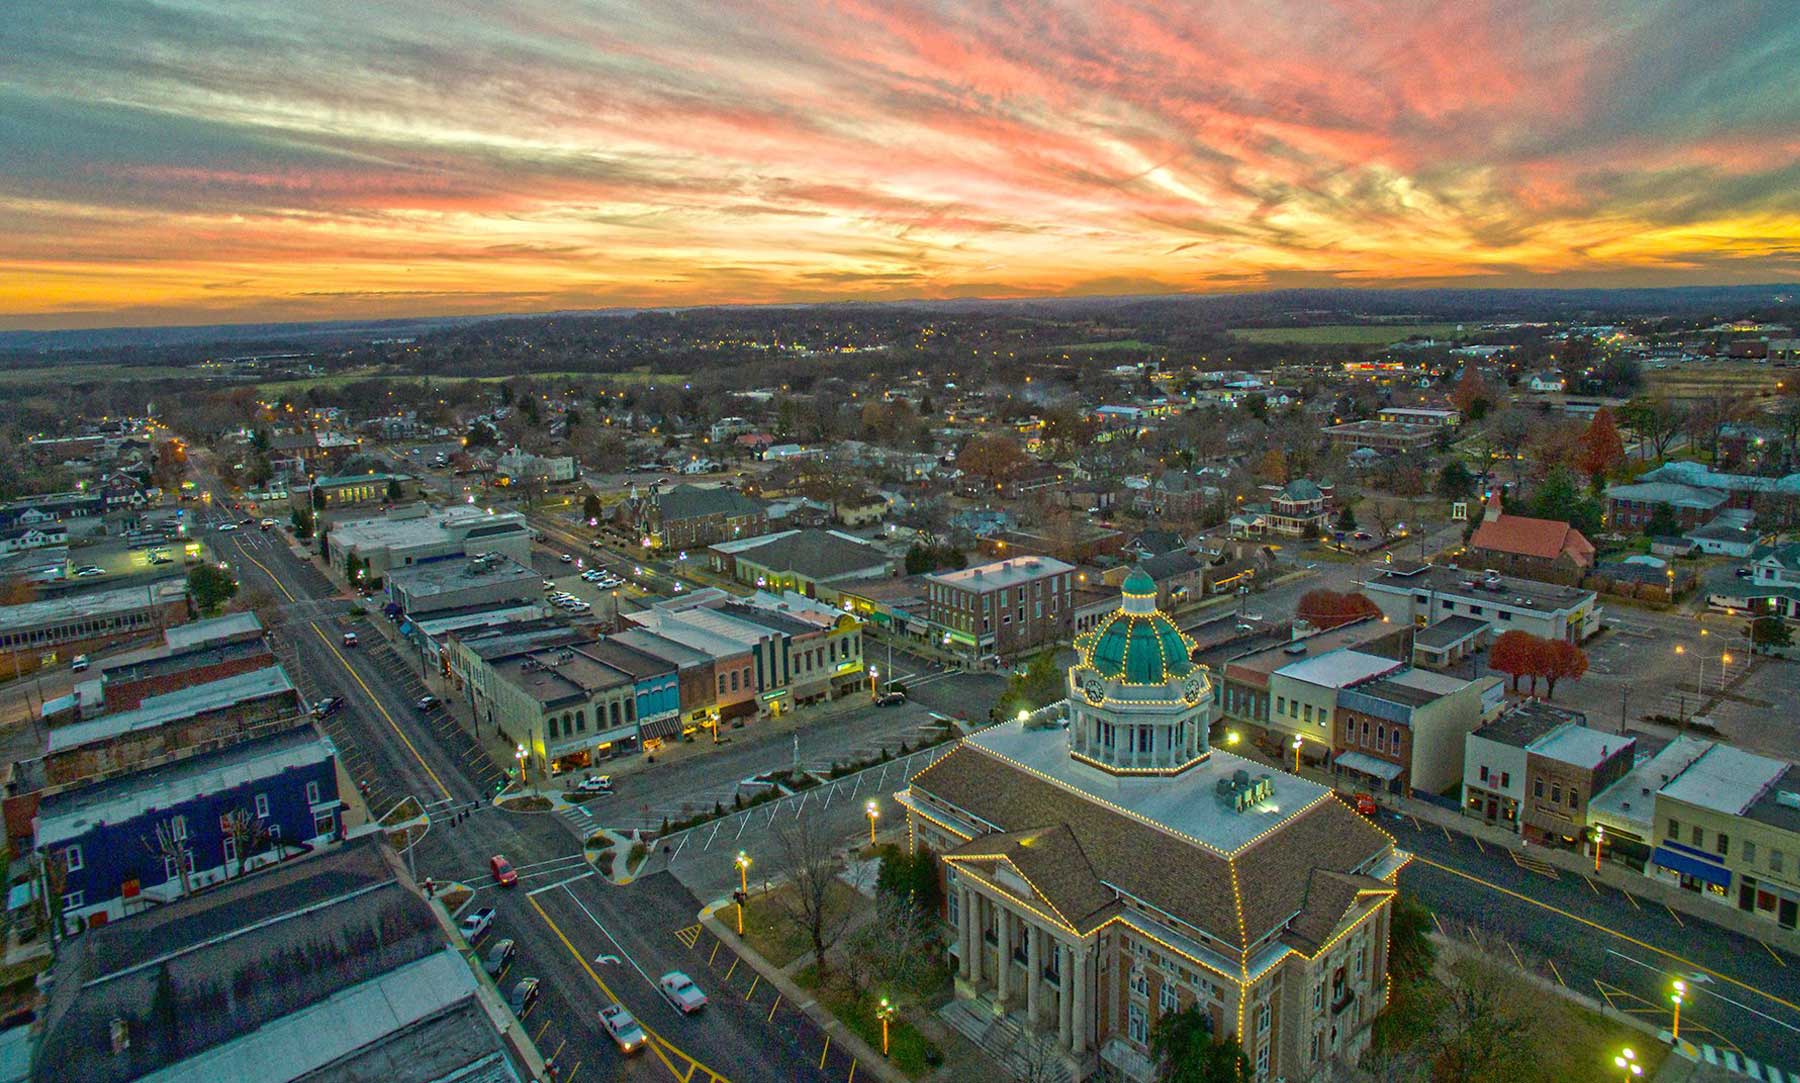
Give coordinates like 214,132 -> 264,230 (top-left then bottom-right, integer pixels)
866,801 -> 880,847
868,666 -> 879,699
1671,980 -> 1686,1041
736,851 -> 751,895
514,743 -> 527,787
1614,1048 -> 1641,1081
1292,735 -> 1304,772
876,997 -> 896,1057
1594,826 -> 1605,873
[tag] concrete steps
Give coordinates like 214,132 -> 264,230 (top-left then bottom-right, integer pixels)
938,998 -> 1074,1083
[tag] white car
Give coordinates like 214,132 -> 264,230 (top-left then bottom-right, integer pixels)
219,523 -> 240,533
658,971 -> 707,1014
558,553 -> 574,564
459,906 -> 496,941
576,774 -> 614,793
74,565 -> 105,578
598,1004 -> 647,1053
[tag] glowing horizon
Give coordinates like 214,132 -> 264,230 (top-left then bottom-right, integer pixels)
4,1 -> 1799,331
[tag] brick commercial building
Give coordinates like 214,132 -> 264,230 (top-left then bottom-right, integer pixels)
1460,702 -> 1635,842
903,582 -> 1405,1081
923,556 -> 1076,663
0,579 -> 191,678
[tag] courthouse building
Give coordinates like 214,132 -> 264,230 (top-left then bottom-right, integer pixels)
902,570 -> 1407,1081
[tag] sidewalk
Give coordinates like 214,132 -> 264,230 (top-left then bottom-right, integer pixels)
1394,792 -> 1800,954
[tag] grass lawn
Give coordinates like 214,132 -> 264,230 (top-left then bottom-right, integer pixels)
737,880 -> 865,969
380,795 -> 424,826
1645,362 -> 1785,400
1229,322 -> 1464,345
1044,339 -> 1157,353
0,364 -> 206,387
796,964 -> 942,1076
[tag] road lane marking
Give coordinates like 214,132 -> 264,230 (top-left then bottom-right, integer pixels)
674,924 -> 703,949
523,894 -> 728,1083
1410,855 -> 1800,1019
311,626 -> 451,800
1605,950 -> 1798,1036
527,871 -> 595,895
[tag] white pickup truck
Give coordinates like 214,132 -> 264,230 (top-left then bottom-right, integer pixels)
458,906 -> 496,942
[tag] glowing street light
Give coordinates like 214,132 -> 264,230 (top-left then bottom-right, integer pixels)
1017,708 -> 1030,724
868,666 -> 879,697
1292,735 -> 1304,772
1671,980 -> 1686,1040
876,997 -> 897,1056
866,801 -> 880,846
1594,825 -> 1605,873
1226,730 -> 1241,746
1614,1048 -> 1642,1081
514,743 -> 527,785
736,851 -> 751,894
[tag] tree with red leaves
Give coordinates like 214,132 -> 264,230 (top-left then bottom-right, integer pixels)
1295,589 -> 1383,630
1489,630 -> 1539,693
1541,639 -> 1590,700
1451,368 -> 1495,419
1576,408 -> 1626,490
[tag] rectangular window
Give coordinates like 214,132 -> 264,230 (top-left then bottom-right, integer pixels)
1774,850 -> 1786,874
1276,696 -> 1285,715
1160,983 -> 1179,1014
63,890 -> 85,911
1692,825 -> 1703,847
1551,784 -> 1561,804
1500,771 -> 1510,787
1667,818 -> 1679,839
1718,834 -> 1730,857
1132,971 -> 1149,996
1128,1004 -> 1147,1043
1313,982 -> 1323,1010
1534,779 -> 1544,799
223,836 -> 238,866
314,810 -> 337,838
63,844 -> 83,872
255,793 -> 270,819
1303,704 -> 1313,723
1745,841 -> 1757,864
172,814 -> 187,841
1567,787 -> 1579,809
1257,1002 -> 1270,1035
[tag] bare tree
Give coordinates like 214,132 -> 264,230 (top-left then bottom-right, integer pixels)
1435,957 -> 1531,1083
765,816 -> 862,979
220,807 -> 274,878
1488,408 -> 1533,488
142,816 -> 194,900
844,891 -> 943,997
1004,1026 -> 1068,1083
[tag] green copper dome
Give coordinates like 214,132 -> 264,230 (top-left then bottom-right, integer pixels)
1080,568 -> 1195,684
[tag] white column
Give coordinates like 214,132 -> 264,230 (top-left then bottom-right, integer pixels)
1070,947 -> 1089,1052
1057,942 -> 1073,1048
957,884 -> 974,981
1026,923 -> 1042,1023
996,907 -> 1013,1005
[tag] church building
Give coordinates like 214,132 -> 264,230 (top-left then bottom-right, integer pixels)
901,569 -> 1408,1081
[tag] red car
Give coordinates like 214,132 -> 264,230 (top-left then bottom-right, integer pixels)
490,854 -> 519,887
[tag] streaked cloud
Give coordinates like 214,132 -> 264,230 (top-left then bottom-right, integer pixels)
2,0 -> 1798,328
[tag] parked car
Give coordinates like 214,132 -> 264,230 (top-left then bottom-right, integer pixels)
74,565 -> 105,578
1737,566 -> 1754,579
313,696 -> 344,718
490,854 -> 519,887
576,774 -> 614,793
1342,791 -> 1378,816
875,691 -> 907,707
70,654 -> 89,672
558,553 -> 574,563
509,977 -> 541,1016
658,971 -> 707,1014
542,579 -> 557,592
482,937 -> 516,978
1352,531 -> 1373,541
598,1004 -> 648,1054
459,907 -> 496,941
341,631 -> 358,648
415,694 -> 439,711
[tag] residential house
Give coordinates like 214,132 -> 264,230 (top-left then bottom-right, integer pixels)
707,529 -> 891,597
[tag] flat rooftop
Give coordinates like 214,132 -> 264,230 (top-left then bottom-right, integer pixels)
1414,615 -> 1488,649
1589,734 -> 1714,833
99,636 -> 272,686
1660,743 -> 1788,815
1472,701 -> 1586,750
1363,562 -> 1594,610
332,505 -> 527,550
162,611 -> 264,652
926,555 -> 1074,592
1529,722 -> 1630,769
1743,764 -> 1800,835
494,648 -> 631,705
0,579 -> 188,633
48,665 -> 298,755
967,722 -> 1329,856
1274,649 -> 1403,690
388,553 -> 537,596
1216,619 -> 1398,679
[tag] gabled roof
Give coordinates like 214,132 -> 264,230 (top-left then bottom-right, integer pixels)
656,484 -> 764,522
1469,512 -> 1595,564
944,825 -> 1113,929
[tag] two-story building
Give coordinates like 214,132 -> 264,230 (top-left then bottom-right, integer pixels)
1461,702 -> 1634,843
1361,561 -> 1601,643
923,556 -> 1075,664
1331,670 -> 1504,799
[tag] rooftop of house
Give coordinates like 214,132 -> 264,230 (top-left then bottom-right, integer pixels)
38,727 -> 335,847
925,555 -> 1075,592
1470,701 -> 1588,751
1469,502 -> 1595,563
1603,481 -> 1731,510
1362,561 -> 1595,610
1659,742 -> 1790,816
1273,648 -> 1404,690
47,665 -> 299,756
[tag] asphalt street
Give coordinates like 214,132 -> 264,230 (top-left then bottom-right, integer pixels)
1388,811 -> 1800,1068
196,490 -> 904,1083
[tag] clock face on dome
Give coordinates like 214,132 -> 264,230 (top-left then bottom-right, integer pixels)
1082,674 -> 1106,704
1182,674 -> 1204,703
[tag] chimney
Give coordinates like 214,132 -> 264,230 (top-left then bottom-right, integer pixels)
1483,492 -> 1503,523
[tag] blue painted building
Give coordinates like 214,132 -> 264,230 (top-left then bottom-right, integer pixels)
37,726 -> 342,928
586,639 -> 680,732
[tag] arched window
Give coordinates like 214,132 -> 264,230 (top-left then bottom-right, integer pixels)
610,701 -> 621,725
626,698 -> 636,722
574,709 -> 585,731
547,716 -> 559,739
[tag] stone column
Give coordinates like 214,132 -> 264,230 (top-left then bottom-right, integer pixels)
1057,942 -> 1073,1048
995,907 -> 1013,1005
1026,922 -> 1042,1023
1070,947 -> 1089,1052
957,883 -> 974,981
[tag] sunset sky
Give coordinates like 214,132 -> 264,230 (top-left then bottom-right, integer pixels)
4,1 -> 1799,330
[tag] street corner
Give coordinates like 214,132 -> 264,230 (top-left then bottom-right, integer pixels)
581,827 -> 649,885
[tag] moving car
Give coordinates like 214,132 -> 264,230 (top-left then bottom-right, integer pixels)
260,518 -> 276,530
558,553 -> 574,563
482,938 -> 516,978
658,971 -> 707,1014
415,694 -> 439,711
74,565 -> 105,578
341,631 -> 358,648
458,907 -> 495,940
598,1004 -> 648,1054
218,523 -> 240,532
576,774 -> 614,794
490,854 -> 519,887
875,691 -> 907,707
509,977 -> 540,1016
312,696 -> 344,718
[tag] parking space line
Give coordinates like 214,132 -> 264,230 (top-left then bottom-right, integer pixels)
562,1061 -> 580,1083
1547,959 -> 1565,986
1473,837 -> 1485,855
1664,903 -> 1686,928
767,994 -> 781,1022
847,1060 -> 856,1082
532,1018 -> 550,1041
1583,875 -> 1601,895
818,1036 -> 830,1069
1504,940 -> 1524,969
745,974 -> 761,1001
723,957 -> 738,982
1761,940 -> 1788,967
1620,890 -> 1642,911
1440,823 -> 1451,843
708,940 -> 720,965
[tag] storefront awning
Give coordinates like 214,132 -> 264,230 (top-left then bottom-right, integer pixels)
1332,751 -> 1405,782
639,716 -> 683,742
1652,847 -> 1732,888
